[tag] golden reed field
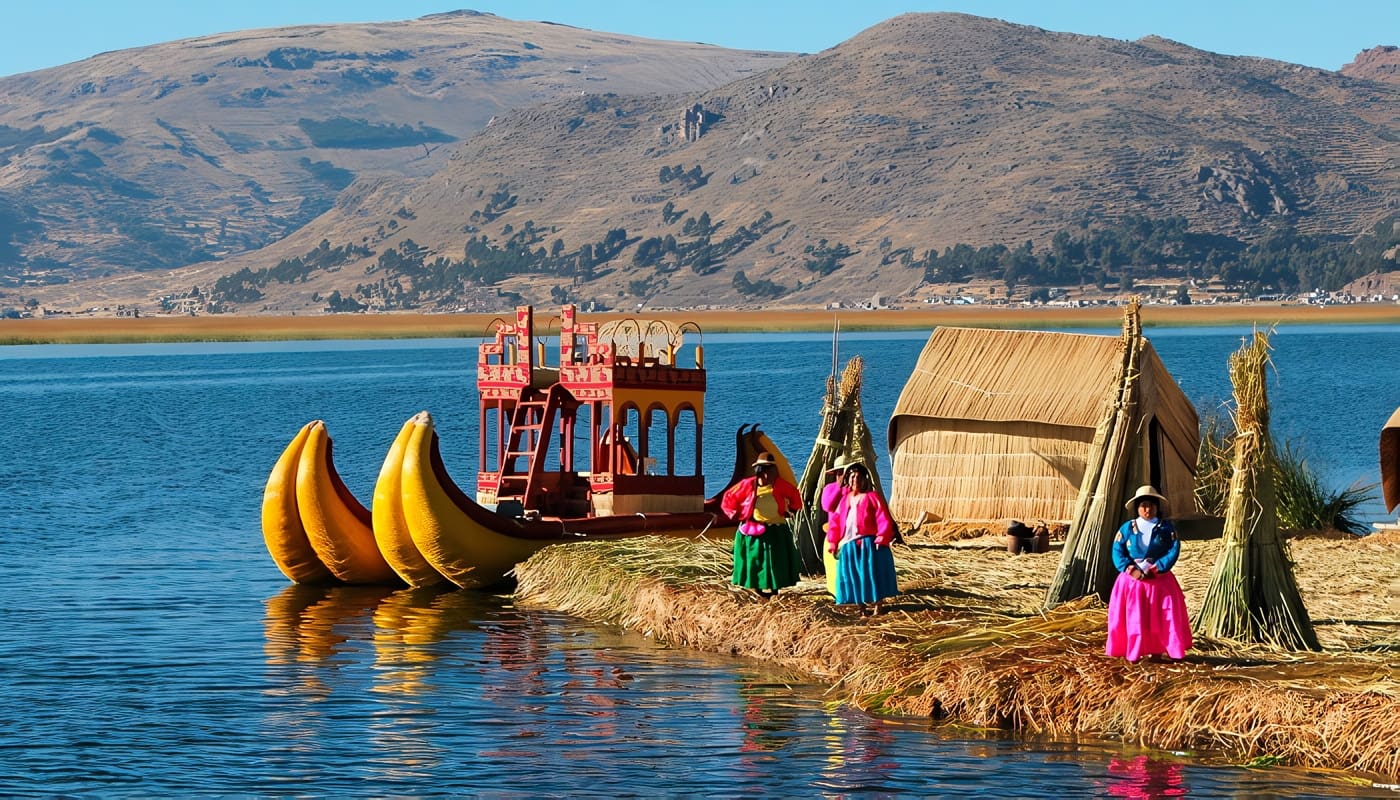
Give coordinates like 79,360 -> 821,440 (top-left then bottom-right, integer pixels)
2,303 -> 1397,344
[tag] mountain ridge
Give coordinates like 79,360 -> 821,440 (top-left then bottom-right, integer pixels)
4,12 -> 1396,313
0,11 -> 792,283
196,12 -> 1394,311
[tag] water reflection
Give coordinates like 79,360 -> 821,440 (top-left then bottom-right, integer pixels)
260,584 -> 395,778
250,587 -> 1385,797
738,680 -> 791,753
263,584 -> 393,680
368,587 -> 483,781
371,586 -> 479,697
818,705 -> 898,792
1105,755 -> 1187,797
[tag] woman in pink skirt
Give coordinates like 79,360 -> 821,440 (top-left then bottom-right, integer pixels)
1106,485 -> 1192,662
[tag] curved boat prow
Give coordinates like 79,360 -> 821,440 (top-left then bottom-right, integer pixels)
262,422 -> 335,584
400,411 -> 543,589
263,420 -> 401,585
1382,407 -> 1399,514
722,423 -> 755,490
751,426 -> 798,487
297,421 -> 400,585
707,424 -> 795,507
373,414 -> 449,588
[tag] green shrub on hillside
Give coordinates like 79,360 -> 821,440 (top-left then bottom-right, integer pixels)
296,117 -> 455,149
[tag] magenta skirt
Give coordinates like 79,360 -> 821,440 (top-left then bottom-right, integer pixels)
1105,571 -> 1193,662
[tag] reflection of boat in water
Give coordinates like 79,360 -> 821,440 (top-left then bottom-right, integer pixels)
371,586 -> 481,697
263,584 -> 395,666
1380,407 -> 1399,532
263,305 -> 793,589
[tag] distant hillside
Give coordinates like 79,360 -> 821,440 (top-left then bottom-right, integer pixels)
0,11 -> 793,282
1341,46 -> 1400,83
9,13 -> 1398,314
172,12 -> 1394,312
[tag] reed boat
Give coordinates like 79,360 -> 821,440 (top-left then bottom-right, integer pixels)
263,305 -> 794,589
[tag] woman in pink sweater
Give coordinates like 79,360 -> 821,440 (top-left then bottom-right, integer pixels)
825,461 -> 899,615
721,451 -> 803,598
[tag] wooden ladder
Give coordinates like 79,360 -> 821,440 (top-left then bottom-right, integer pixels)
498,386 -> 560,511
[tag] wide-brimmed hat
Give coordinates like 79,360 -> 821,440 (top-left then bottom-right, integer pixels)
1125,485 -> 1169,514
826,453 -> 864,473
752,451 -> 778,469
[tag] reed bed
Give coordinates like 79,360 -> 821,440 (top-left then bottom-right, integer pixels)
514,530 -> 1399,780
6,303 -> 1394,345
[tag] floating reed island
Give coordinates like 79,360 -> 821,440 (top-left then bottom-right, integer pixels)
512,528 -> 1399,782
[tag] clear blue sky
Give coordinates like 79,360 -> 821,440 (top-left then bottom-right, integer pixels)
3,1 -> 1395,78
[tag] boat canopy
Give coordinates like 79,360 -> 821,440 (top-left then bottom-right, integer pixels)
476,305 -> 709,517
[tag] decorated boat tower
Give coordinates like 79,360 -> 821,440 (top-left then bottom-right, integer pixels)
476,305 -> 707,518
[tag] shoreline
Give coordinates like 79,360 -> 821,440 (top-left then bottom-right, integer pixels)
2,303 -> 1396,344
511,531 -> 1399,782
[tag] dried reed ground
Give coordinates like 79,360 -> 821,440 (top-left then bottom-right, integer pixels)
513,530 -> 1400,781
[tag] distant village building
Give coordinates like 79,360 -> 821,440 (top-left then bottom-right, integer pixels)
1341,270 -> 1400,302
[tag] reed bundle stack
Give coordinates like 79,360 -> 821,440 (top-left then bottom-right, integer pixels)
790,354 -> 881,573
1196,332 -> 1320,650
1046,301 -> 1142,605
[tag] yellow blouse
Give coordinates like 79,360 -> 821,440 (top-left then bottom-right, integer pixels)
751,485 -> 782,522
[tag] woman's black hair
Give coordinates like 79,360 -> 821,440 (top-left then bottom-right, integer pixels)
845,463 -> 871,488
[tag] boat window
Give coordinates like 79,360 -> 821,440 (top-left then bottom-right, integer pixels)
674,406 -> 700,477
644,404 -> 670,476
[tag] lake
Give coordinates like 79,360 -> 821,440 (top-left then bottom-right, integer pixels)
1,323 -> 1395,795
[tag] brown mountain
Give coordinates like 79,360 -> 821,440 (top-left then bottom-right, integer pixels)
1341,46 -> 1400,83
0,10 -> 792,281
13,13 -> 1400,313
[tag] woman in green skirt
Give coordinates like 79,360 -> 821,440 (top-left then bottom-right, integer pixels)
720,452 -> 804,597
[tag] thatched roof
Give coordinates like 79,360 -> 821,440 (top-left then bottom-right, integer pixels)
1383,406 -> 1400,513
889,326 -> 1197,462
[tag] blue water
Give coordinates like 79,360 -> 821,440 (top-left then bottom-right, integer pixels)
1,324 -> 1396,796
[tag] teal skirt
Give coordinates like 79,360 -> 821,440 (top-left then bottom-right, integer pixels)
833,535 -> 899,605
732,522 -> 802,591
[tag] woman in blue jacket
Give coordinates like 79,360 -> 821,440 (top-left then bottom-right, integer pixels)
1105,485 -> 1193,662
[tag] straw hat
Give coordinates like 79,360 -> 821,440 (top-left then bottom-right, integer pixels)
1125,485 -> 1169,515
827,453 -> 864,472
752,451 -> 778,469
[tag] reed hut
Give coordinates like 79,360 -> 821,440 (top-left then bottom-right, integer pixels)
886,326 -> 1198,525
